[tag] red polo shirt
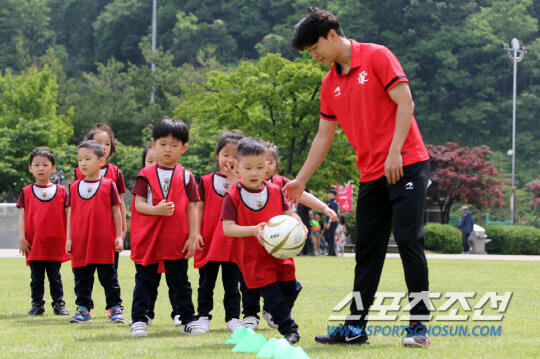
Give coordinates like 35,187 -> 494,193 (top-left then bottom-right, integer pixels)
320,41 -> 429,182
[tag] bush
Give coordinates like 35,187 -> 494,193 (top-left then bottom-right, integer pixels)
424,223 -> 462,253
485,225 -> 540,255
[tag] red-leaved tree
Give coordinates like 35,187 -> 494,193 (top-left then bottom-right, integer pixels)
426,142 -> 505,223
526,176 -> 540,208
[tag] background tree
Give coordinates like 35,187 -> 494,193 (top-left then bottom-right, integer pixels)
526,176 -> 540,208
175,53 -> 358,190
0,66 -> 73,196
427,142 -> 505,224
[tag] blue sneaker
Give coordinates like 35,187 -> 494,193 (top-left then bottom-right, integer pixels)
70,306 -> 92,323
110,305 -> 125,323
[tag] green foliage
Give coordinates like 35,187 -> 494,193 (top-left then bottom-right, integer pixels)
176,53 -> 357,191
0,66 -> 73,193
113,141 -> 142,188
0,0 -> 54,70
424,223 -> 462,253
485,225 -> 540,255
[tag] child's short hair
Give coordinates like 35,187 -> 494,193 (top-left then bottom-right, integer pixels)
215,130 -> 244,156
291,7 -> 344,51
29,147 -> 55,166
141,141 -> 153,168
84,123 -> 117,158
237,137 -> 267,159
265,141 -> 279,162
339,215 -> 346,225
79,140 -> 105,158
153,117 -> 189,143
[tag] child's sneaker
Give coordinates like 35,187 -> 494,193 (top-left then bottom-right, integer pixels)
262,310 -> 278,329
226,318 -> 244,332
52,302 -> 69,316
106,309 -> 111,319
131,321 -> 148,337
27,304 -> 45,316
173,315 -> 182,327
180,320 -> 207,335
110,305 -> 125,323
284,330 -> 301,345
70,306 -> 92,323
196,316 -> 210,333
242,316 -> 259,329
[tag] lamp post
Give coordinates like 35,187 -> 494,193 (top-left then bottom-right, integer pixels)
150,0 -> 157,103
503,38 -> 527,225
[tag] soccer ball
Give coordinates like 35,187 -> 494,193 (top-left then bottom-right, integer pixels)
262,215 -> 306,259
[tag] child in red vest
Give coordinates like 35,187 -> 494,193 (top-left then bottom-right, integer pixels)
17,147 -> 70,316
192,130 -> 244,333
129,118 -> 201,337
238,141 -> 337,331
74,123 -> 127,318
222,137 -> 312,344
66,140 -> 124,323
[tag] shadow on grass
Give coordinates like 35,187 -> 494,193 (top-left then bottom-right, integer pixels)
10,318 -> 69,326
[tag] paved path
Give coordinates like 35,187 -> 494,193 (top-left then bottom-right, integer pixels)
1,249 -> 538,261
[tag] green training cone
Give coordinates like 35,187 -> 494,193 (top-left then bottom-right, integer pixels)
256,338 -> 280,358
232,332 -> 268,353
225,327 -> 252,344
287,347 -> 311,359
271,338 -> 293,359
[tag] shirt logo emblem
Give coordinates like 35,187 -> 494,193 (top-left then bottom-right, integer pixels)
358,71 -> 369,85
257,200 -> 263,208
405,182 -> 414,190
334,86 -> 342,97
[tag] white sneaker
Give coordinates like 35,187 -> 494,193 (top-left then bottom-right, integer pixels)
180,320 -> 207,335
129,315 -> 153,326
226,318 -> 245,332
173,315 -> 182,327
131,321 -> 148,337
242,316 -> 259,330
262,310 -> 278,329
197,316 -> 210,332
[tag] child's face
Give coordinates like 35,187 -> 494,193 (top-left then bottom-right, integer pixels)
238,153 -> 267,190
315,213 -> 321,220
29,156 -> 55,184
217,142 -> 237,172
266,152 -> 278,179
145,148 -> 158,167
78,148 -> 105,178
92,130 -> 112,160
152,134 -> 187,167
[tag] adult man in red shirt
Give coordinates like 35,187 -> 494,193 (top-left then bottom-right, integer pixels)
284,8 -> 431,347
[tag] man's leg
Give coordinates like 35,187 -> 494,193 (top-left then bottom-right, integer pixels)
345,178 -> 392,330
388,161 -> 430,320
462,232 -> 471,252
326,224 -> 337,256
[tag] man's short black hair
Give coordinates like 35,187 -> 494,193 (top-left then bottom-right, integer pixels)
291,7 -> 344,51
153,117 -> 189,143
237,137 -> 267,159
78,140 -> 105,158
29,147 -> 55,166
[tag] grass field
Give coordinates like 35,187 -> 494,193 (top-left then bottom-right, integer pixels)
1,256 -> 539,358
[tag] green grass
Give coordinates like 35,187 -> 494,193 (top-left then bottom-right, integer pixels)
1,256 -> 539,358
